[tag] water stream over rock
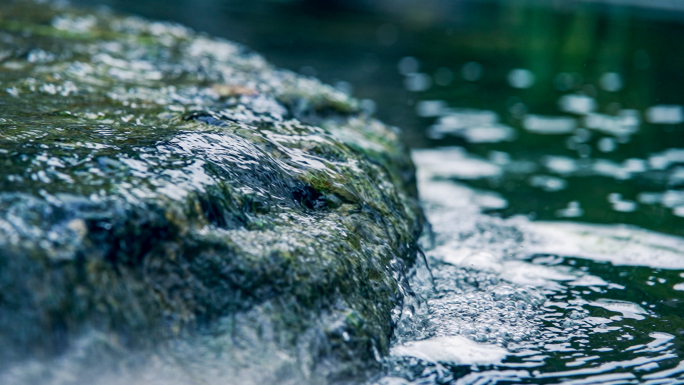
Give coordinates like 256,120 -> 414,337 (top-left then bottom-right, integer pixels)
371,150 -> 684,384
0,2 -> 422,383
2,1 -> 684,384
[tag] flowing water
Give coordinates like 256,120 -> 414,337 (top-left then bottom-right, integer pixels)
52,0 -> 684,383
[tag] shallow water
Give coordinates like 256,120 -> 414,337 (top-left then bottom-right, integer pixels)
30,0 -> 684,383
374,158 -> 684,384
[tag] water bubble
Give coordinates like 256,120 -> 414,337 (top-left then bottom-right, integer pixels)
52,14 -> 97,33
27,49 -> 56,64
360,99 -> 376,115
585,111 -> 640,136
559,94 -> 596,115
404,73 -> 431,92
646,105 -> 684,124
544,156 -> 578,175
459,125 -> 516,143
461,62 -> 483,81
523,115 -> 577,134
575,128 -> 592,142
5,86 -> 19,97
428,108 -> 502,139
608,193 -> 637,212
649,148 -> 684,170
672,206 -> 684,217
398,56 -> 419,75
334,80 -> 353,96
507,69 -> 535,89
568,310 -> 587,320
412,148 -> 502,180
556,201 -> 583,218
598,137 -> 617,153
599,72 -> 624,92
416,100 -> 447,117
529,175 -> 567,192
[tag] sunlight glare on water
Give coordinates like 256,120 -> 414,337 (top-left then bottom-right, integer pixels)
371,149 -> 684,384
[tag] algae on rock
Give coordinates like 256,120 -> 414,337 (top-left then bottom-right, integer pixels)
0,1 -> 422,383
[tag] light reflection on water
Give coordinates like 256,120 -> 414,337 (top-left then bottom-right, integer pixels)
383,56 -> 684,379
376,33 -> 684,362
372,158 -> 684,384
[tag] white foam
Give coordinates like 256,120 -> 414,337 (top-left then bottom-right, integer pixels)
592,158 -> 646,180
584,111 -> 640,136
499,261 -> 580,290
556,201 -> 584,218
544,156 -> 578,175
460,125 -> 516,143
401,153 -> 684,384
417,179 -> 507,213
437,248 -> 503,274
646,105 -> 684,124
559,94 -> 596,115
529,175 -> 567,191
588,299 -> 647,320
430,109 -> 499,134
523,115 -> 576,134
522,221 -> 684,269
391,336 -> 508,366
414,148 -> 684,270
413,148 -> 502,180
648,148 -> 684,170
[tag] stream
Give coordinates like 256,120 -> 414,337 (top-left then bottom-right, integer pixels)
45,0 -> 684,383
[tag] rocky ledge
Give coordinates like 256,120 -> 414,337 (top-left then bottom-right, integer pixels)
0,1 -> 422,384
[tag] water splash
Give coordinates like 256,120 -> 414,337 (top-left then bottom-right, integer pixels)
372,152 -> 684,384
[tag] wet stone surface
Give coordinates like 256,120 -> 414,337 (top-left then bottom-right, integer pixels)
0,1 -> 423,383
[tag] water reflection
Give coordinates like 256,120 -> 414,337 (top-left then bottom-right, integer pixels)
375,159 -> 684,384
384,39 -> 684,377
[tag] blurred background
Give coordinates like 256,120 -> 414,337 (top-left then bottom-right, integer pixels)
69,0 -> 684,235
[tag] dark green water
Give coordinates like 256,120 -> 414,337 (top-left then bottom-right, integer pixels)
43,0 -> 684,383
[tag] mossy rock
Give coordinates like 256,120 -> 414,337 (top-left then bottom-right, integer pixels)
0,1 -> 422,383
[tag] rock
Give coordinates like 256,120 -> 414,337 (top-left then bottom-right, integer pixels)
0,1 -> 422,384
